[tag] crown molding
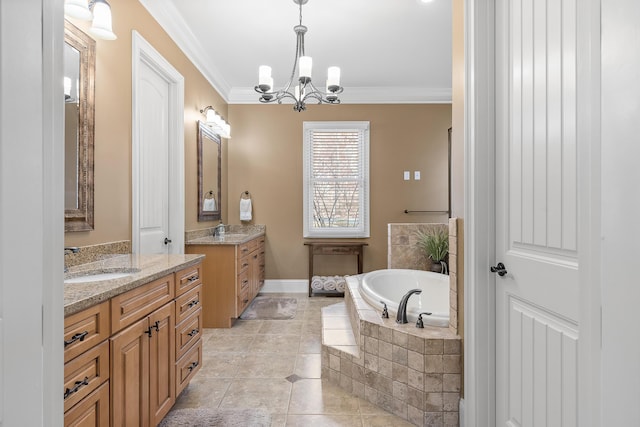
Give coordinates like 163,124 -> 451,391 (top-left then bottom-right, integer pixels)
228,86 -> 452,104
140,0 -> 452,106
139,0 -> 231,102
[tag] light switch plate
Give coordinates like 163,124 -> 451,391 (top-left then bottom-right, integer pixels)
404,171 -> 410,180
414,171 -> 421,180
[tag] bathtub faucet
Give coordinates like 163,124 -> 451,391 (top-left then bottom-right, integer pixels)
396,288 -> 422,324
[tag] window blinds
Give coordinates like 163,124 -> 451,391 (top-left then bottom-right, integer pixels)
303,122 -> 370,238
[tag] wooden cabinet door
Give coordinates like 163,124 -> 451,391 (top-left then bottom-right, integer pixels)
110,317 -> 150,427
63,381 -> 110,427
149,303 -> 175,426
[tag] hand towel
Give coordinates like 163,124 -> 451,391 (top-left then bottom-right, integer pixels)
203,197 -> 216,211
240,198 -> 252,221
311,276 -> 325,291
323,277 -> 337,291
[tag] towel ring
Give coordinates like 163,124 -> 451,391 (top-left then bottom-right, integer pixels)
240,190 -> 251,200
204,190 -> 215,200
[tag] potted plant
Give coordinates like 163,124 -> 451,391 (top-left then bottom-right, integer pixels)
416,228 -> 449,274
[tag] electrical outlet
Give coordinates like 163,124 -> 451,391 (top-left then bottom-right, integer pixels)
404,171 -> 410,181
414,171 -> 421,180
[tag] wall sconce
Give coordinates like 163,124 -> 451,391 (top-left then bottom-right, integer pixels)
64,0 -> 117,41
200,106 -> 231,139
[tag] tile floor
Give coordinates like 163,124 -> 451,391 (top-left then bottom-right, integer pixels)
173,293 -> 414,426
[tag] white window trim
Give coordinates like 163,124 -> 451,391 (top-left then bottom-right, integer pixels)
303,121 -> 370,238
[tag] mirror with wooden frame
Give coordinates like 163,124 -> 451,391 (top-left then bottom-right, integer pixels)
64,20 -> 95,231
197,120 -> 222,222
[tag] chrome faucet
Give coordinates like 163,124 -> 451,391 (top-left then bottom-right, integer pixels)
213,222 -> 226,237
396,288 -> 422,324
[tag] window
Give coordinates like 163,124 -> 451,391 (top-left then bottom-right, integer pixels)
303,121 -> 370,238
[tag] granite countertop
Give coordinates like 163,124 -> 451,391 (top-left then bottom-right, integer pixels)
64,253 -> 205,317
185,224 -> 265,246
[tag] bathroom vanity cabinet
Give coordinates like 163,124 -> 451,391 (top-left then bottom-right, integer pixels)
186,234 -> 265,328
63,261 -> 203,427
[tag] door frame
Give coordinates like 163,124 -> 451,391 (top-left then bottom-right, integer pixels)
463,0 -> 497,425
132,31 -> 185,254
1,0 -> 64,424
463,0 -> 602,425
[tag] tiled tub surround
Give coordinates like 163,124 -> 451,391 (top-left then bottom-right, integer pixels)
388,220 -> 462,333
321,275 -> 462,427
64,253 -> 204,315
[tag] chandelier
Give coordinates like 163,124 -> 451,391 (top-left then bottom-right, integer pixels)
255,0 -> 343,112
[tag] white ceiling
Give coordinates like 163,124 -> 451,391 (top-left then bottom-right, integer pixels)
140,0 -> 452,104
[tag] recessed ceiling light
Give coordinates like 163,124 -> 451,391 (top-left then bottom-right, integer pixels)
418,0 -> 434,3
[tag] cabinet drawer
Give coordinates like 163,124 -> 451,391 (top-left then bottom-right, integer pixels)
63,340 -> 109,413
111,274 -> 175,333
64,301 -> 110,364
237,240 -> 253,257
175,308 -> 203,360
238,254 -> 251,275
175,284 -> 202,325
176,339 -> 202,396
175,263 -> 202,296
63,379 -> 109,427
237,287 -> 250,315
237,270 -> 250,293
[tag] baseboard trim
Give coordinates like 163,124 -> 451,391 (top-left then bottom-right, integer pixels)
261,279 -> 308,294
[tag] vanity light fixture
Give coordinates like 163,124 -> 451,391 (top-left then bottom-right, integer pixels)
200,106 -> 231,139
64,0 -> 117,41
254,0 -> 344,112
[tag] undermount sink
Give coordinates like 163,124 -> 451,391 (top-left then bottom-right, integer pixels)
64,268 -> 141,284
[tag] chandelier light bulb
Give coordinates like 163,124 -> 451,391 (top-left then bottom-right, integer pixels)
327,66 -> 341,91
299,56 -> 312,80
258,65 -> 272,91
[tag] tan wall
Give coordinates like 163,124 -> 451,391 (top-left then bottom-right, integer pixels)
451,0 -> 465,220
64,0 -> 226,248
227,104 -> 452,280
452,0 -> 465,397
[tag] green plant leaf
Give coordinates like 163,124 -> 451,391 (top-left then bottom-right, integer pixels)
415,228 -> 449,262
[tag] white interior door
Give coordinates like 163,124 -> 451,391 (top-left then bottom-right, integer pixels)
138,60 -> 170,254
495,0 -> 583,425
132,32 -> 184,255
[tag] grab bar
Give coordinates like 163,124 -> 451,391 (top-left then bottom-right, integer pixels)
403,210 -> 449,214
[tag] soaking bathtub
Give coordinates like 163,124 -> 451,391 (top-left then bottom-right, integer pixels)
359,269 -> 450,327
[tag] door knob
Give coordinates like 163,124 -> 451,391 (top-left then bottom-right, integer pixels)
164,237 -> 172,245
490,262 -> 508,276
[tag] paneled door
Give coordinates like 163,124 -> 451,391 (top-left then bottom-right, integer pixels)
494,0 -> 586,425
132,32 -> 184,255
137,58 -> 170,254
